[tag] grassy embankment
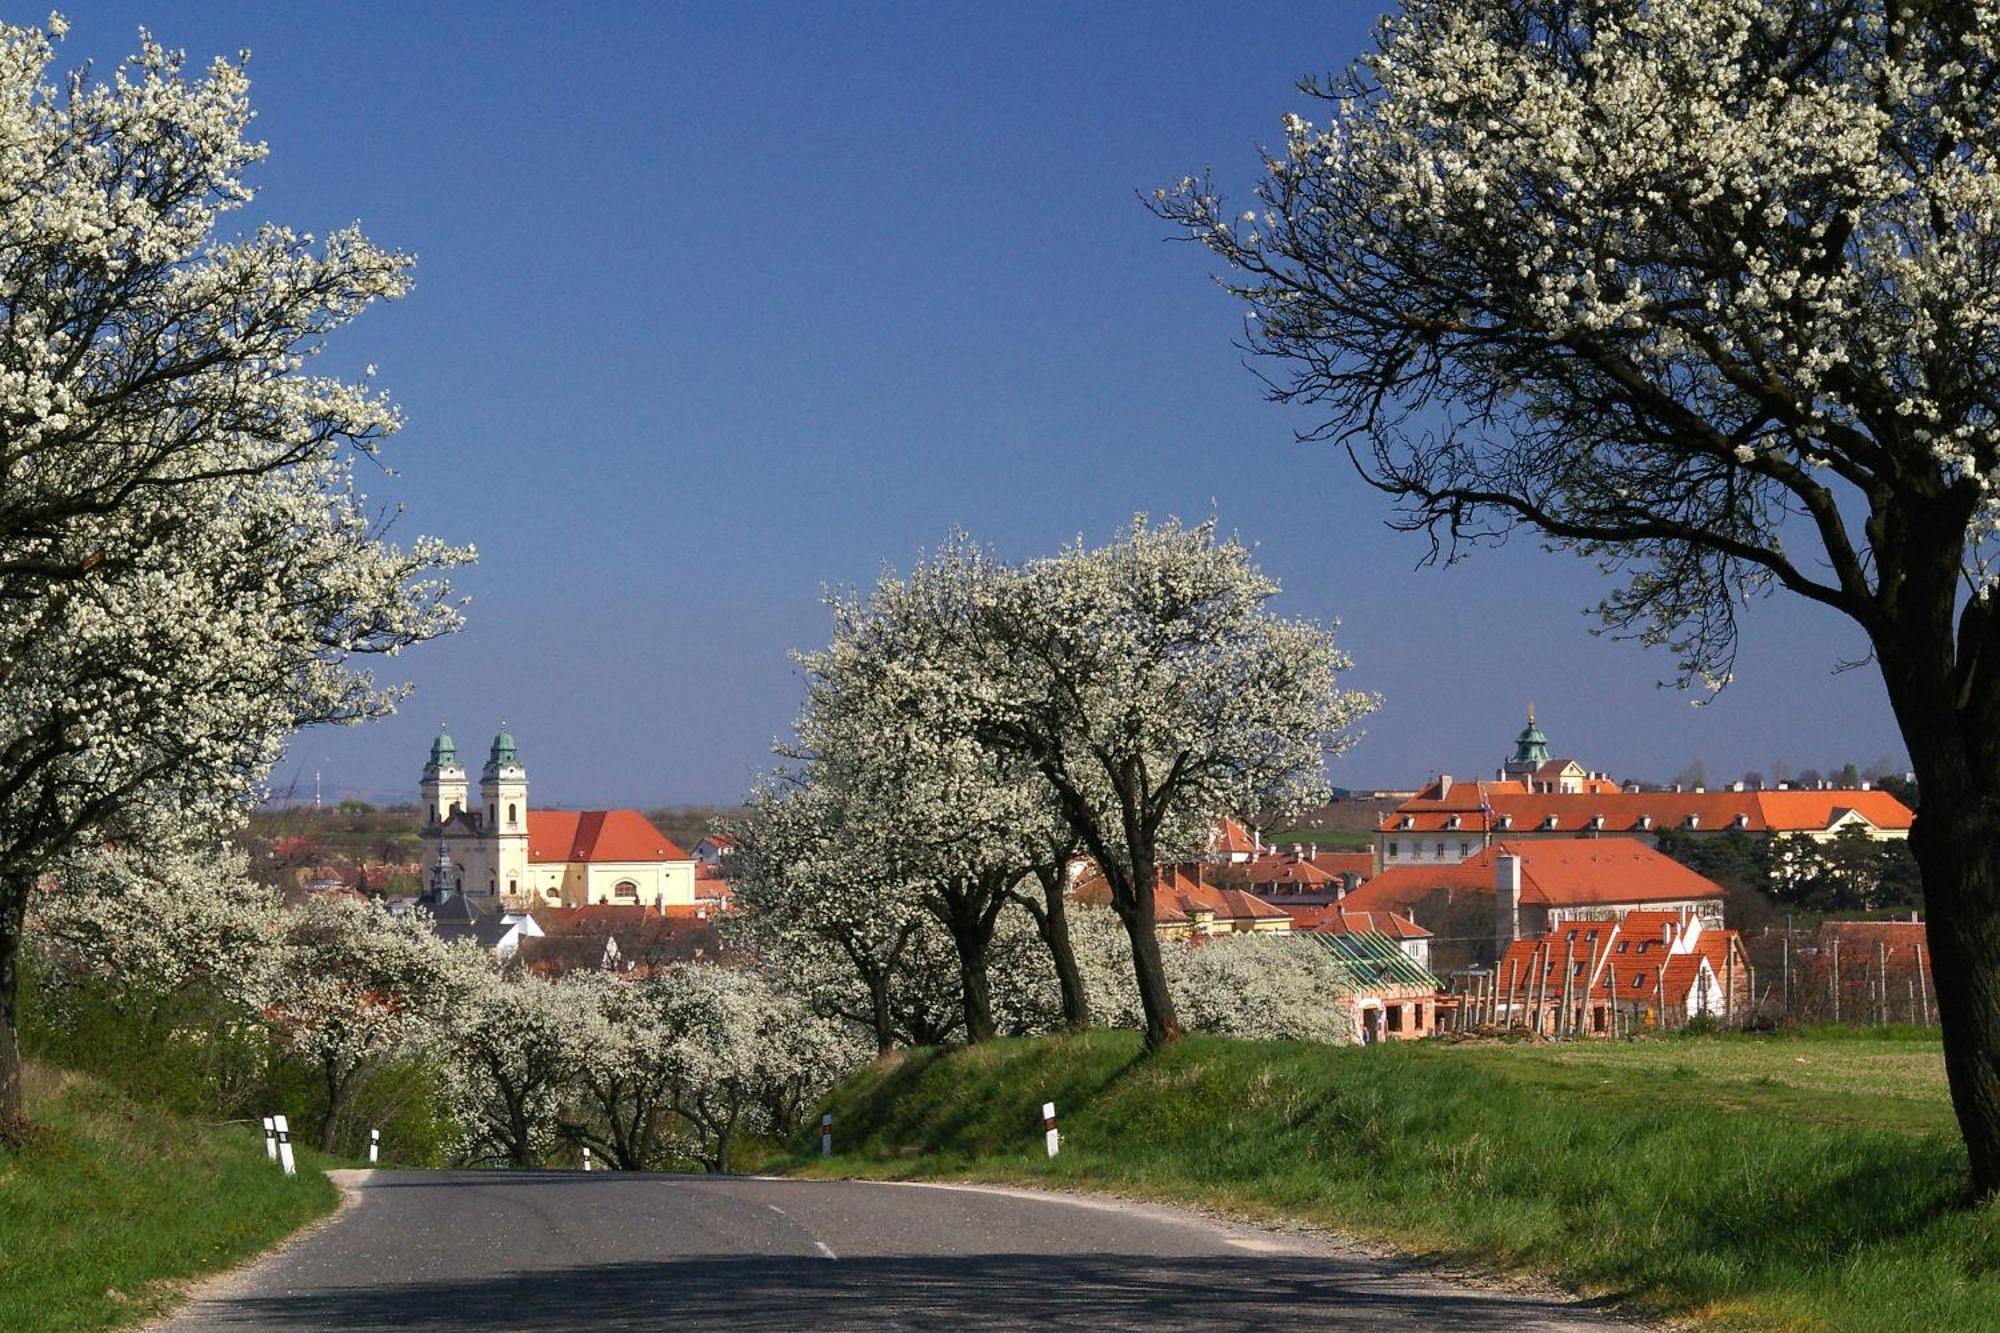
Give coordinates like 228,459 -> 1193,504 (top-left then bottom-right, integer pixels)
0,1062 -> 340,1331
787,1027 -> 1995,1333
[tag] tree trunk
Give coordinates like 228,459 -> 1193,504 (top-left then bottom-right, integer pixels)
1112,862 -> 1181,1050
1878,636 -> 2000,1198
864,964 -> 896,1055
0,885 -> 23,1125
1023,867 -> 1091,1029
320,1059 -> 350,1154
936,882 -> 999,1043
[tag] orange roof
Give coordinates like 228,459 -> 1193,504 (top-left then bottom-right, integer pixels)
1348,840 -> 1723,912
1073,862 -> 1289,924
526,810 -> 689,865
1285,903 -> 1431,940
1385,787 -> 1913,835
1213,817 -> 1259,856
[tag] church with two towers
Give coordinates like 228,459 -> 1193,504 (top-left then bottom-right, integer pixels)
420,726 -> 697,910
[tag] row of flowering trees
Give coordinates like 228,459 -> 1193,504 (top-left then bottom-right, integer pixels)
29,845 -> 851,1169
730,518 -> 1378,1053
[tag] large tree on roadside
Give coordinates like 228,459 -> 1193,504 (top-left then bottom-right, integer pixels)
795,542 -> 1083,1041
0,20 -> 464,1122
1154,0 -> 2000,1192
966,518 -> 1374,1050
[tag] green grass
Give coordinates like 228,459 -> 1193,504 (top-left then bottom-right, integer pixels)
0,1062 -> 340,1331
785,1027 -> 1997,1333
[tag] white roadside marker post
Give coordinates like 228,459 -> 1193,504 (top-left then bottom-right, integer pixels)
262,1116 -> 277,1162
1043,1102 -> 1059,1159
820,1112 -> 833,1157
274,1114 -> 296,1177
369,1128 -> 380,1165
583,1147 -> 591,1172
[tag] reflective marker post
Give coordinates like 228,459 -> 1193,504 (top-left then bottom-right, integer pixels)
262,1116 -> 277,1162
820,1113 -> 833,1157
1043,1102 -> 1059,1159
369,1128 -> 380,1165
274,1114 -> 296,1177
582,1147 -> 591,1172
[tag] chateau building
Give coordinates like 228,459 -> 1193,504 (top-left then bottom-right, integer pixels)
419,726 -> 697,910
1375,710 -> 1914,871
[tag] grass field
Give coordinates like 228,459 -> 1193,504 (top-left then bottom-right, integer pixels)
0,1062 -> 340,1331
787,1027 -> 1994,1333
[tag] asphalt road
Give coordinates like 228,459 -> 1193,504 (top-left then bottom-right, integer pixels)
157,1170 -> 1644,1331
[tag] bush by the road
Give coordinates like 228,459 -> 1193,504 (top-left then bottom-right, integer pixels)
0,1062 -> 338,1330
791,1028 -> 1998,1333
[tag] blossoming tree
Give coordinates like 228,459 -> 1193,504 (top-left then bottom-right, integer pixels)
1154,0 -> 2000,1193
794,542 -> 1081,1041
965,518 -> 1374,1050
0,19 -> 465,1122
446,966 -> 582,1168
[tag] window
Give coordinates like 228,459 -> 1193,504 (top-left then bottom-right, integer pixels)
1388,841 -> 1399,858
508,802 -> 518,826
1459,841 -> 1471,858
508,877 -> 517,896
1592,1006 -> 1607,1032
1413,1002 -> 1425,1029
1434,842 -> 1445,858
612,879 -> 639,900
1386,1005 -> 1404,1033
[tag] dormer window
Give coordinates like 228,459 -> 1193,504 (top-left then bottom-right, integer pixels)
1399,815 -> 1414,830
1732,813 -> 1749,829
1540,814 -> 1559,830
1496,814 -> 1514,830
1445,815 -> 1461,830
1587,814 -> 1605,830
1637,815 -> 1653,830
1684,815 -> 1701,829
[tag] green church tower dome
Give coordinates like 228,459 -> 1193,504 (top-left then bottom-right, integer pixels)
489,727 -> 519,767
427,725 -> 458,769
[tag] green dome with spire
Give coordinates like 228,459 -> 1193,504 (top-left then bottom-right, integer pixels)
427,725 -> 458,770
1510,704 -> 1550,768
489,726 -> 519,767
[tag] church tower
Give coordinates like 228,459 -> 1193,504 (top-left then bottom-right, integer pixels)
1502,704 -> 1550,781
421,726 -> 468,828
481,725 -> 530,901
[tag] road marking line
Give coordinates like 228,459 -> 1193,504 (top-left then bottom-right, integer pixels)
813,1241 -> 839,1261
761,1200 -> 837,1260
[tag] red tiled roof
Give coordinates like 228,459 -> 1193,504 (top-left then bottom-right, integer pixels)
526,809 -> 689,865
1072,862 -> 1290,924
1213,817 -> 1258,856
1347,840 -> 1724,913
1284,903 -> 1431,940
1385,787 -> 1913,835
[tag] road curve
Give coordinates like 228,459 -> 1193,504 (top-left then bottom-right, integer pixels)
157,1169 -> 1643,1331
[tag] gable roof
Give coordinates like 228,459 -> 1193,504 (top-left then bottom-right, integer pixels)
1072,862 -> 1290,926
1346,840 -> 1724,913
526,809 -> 689,865
1212,817 -> 1259,856
1283,903 -> 1432,940
1385,786 -> 1913,836
1301,930 -> 1440,990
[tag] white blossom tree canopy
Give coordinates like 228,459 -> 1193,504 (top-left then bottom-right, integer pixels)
966,516 -> 1376,1049
0,17 -> 466,1121
1153,0 -> 2000,1194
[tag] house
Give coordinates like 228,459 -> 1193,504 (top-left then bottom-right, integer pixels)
1343,838 -> 1728,972
518,904 -> 721,978
1215,845 -> 1375,902
1071,862 -> 1292,938
419,726 -> 699,908
1284,902 -> 1433,970
1300,931 -> 1443,1043
1376,711 -> 1914,872
1491,909 -> 1752,1034
693,833 -> 736,866
418,889 -> 543,961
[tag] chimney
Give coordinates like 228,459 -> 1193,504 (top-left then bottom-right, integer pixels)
1495,853 -> 1523,954
1340,871 -> 1359,900
1308,845 -> 1318,863
1439,773 -> 1453,800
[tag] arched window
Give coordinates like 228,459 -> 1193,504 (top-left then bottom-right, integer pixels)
613,879 -> 639,900
508,802 -> 518,826
508,877 -> 517,897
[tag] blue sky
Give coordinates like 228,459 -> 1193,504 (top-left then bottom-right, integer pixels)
64,3 -> 1908,807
